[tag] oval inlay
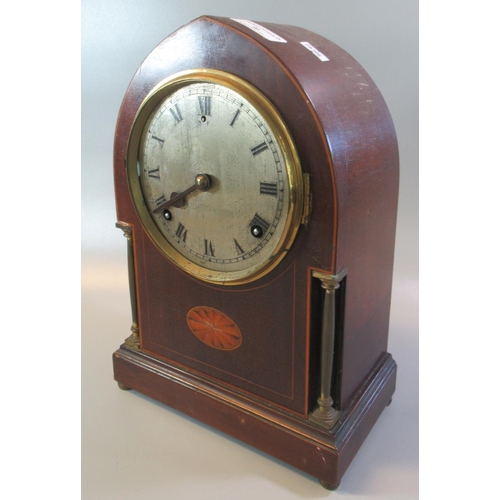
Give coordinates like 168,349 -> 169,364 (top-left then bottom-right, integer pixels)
186,306 -> 242,350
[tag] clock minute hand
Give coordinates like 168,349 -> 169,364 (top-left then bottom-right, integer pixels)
152,174 -> 211,214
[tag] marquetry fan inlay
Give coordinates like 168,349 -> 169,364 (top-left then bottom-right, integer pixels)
186,306 -> 242,350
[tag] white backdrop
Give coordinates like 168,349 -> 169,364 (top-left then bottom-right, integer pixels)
82,1 -> 418,498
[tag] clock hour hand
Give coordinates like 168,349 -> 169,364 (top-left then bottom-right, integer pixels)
152,174 -> 211,214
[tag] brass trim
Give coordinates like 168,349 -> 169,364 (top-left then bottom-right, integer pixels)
116,222 -> 140,350
309,269 -> 348,430
126,69 -> 304,285
312,268 -> 348,284
301,173 -> 312,225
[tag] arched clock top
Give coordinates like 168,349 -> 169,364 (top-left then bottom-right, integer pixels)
115,16 -> 398,277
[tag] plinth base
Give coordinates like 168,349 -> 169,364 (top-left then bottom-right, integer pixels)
113,347 -> 396,488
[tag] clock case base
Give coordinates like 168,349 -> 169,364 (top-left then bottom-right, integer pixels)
113,345 -> 396,489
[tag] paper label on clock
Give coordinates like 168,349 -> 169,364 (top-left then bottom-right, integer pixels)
231,19 -> 287,43
300,41 -> 329,61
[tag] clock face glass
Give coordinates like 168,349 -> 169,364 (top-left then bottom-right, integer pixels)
132,74 -> 302,284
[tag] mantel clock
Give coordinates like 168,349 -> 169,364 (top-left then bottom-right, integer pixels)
112,16 -> 399,490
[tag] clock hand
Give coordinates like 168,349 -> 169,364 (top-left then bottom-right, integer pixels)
152,174 -> 212,214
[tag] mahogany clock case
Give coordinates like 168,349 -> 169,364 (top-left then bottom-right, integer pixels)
112,16 -> 399,490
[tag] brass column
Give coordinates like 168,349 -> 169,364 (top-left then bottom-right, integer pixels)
309,269 -> 347,430
116,222 -> 140,350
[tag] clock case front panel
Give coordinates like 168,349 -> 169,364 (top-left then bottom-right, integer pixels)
113,16 -> 398,488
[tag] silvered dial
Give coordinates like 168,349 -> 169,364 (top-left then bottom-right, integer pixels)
138,80 -> 296,282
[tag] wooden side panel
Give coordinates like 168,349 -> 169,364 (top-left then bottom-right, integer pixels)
219,18 -> 399,408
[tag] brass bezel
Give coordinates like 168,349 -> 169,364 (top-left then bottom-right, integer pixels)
126,69 -> 303,285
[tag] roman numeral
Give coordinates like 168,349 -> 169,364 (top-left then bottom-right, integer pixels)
175,223 -> 187,242
250,213 -> 270,234
151,135 -> 165,146
229,108 -> 241,127
154,194 -> 166,206
198,96 -> 211,116
169,104 -> 183,124
234,239 -> 245,255
148,168 -> 160,180
250,141 -> 269,156
259,182 -> 278,196
204,239 -> 215,256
